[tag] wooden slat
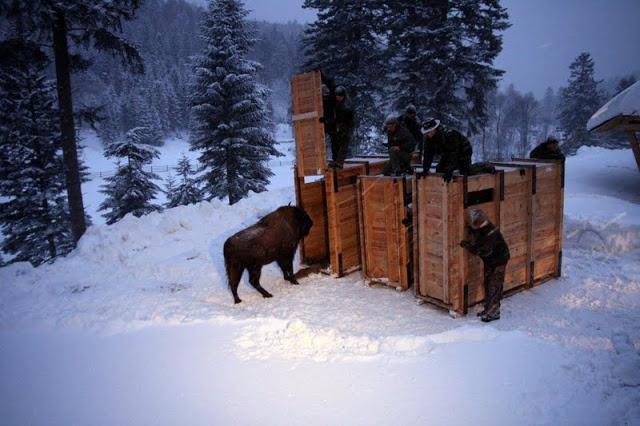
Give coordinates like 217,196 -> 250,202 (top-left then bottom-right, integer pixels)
291,71 -> 326,176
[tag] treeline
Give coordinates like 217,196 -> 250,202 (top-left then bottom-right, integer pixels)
301,1 -> 637,157
73,0 -> 303,145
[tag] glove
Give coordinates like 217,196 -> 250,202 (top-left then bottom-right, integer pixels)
319,117 -> 325,123
460,240 -> 471,249
443,171 -> 453,183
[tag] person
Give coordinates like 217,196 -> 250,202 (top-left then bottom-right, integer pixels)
330,85 -> 354,168
459,209 -> 510,323
382,114 -> 416,176
529,137 -> 565,161
321,83 -> 336,141
397,104 -> 422,153
421,118 -> 472,182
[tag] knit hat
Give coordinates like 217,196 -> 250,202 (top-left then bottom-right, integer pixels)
405,104 -> 417,114
385,114 -> 399,125
468,208 -> 489,229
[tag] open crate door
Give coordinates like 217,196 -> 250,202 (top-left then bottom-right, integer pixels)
295,170 -> 329,265
291,71 -> 326,176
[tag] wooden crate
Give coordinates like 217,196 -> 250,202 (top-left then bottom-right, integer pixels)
291,71 -> 326,176
357,176 -> 412,290
413,160 -> 564,315
325,159 -> 388,276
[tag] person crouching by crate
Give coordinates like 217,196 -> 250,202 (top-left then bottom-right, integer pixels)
421,118 -> 472,183
382,114 -> 417,176
460,208 -> 511,323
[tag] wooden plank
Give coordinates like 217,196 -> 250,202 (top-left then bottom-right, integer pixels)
291,71 -> 326,177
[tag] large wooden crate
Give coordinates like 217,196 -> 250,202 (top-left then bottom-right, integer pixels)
325,158 -> 389,276
357,176 -> 412,290
294,157 -> 389,275
291,71 -> 326,176
413,160 -> 564,315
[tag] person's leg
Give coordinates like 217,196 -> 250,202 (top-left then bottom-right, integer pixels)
459,156 -> 472,176
482,264 -> 506,322
334,131 -> 350,167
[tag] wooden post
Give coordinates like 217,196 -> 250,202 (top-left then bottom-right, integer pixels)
627,131 -> 640,172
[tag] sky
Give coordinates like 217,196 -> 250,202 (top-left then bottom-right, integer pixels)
234,0 -> 640,97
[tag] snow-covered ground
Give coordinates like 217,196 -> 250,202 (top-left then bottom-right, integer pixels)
1,139 -> 639,425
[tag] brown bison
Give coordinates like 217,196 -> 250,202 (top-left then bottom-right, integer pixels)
223,205 -> 313,304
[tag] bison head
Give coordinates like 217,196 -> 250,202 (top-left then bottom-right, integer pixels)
294,206 -> 313,238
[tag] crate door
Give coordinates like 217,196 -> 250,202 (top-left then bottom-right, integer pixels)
531,163 -> 563,282
291,71 -> 326,176
359,177 -> 410,289
295,174 -> 329,265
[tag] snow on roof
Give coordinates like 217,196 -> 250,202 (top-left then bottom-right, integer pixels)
587,81 -> 640,131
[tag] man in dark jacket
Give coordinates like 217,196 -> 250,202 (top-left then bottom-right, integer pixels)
330,85 -> 354,168
529,137 -> 565,161
460,208 -> 510,322
397,104 -> 422,153
382,115 -> 416,176
421,118 -> 472,182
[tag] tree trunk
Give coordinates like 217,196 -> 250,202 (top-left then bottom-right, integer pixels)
52,9 -> 86,243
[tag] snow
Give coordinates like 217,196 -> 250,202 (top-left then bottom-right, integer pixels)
1,139 -> 640,425
587,80 -> 640,131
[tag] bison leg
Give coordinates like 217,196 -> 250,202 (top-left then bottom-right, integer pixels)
248,266 -> 273,299
278,255 -> 299,285
227,262 -> 244,304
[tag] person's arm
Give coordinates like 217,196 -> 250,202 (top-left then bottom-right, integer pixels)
422,137 -> 435,173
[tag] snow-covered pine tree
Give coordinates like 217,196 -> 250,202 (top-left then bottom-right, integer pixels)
165,155 -> 202,208
302,0 -> 387,153
2,0 -> 145,243
557,52 -> 604,155
0,39 -> 74,266
190,0 -> 280,205
99,127 -> 162,224
540,87 -> 557,139
386,1 -> 509,135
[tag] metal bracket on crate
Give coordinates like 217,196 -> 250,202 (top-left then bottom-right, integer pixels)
499,170 -> 505,201
462,175 -> 469,208
463,284 -> 469,315
529,260 -> 535,287
557,250 -> 563,276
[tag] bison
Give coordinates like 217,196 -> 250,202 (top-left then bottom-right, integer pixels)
223,205 -> 313,304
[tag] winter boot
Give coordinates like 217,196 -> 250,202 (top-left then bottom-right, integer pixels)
481,312 -> 500,323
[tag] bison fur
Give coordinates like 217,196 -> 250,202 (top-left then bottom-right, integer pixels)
223,205 -> 313,304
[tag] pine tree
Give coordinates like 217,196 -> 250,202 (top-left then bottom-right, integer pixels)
190,0 -> 280,205
165,155 -> 202,208
302,0 -> 387,152
557,52 -> 604,154
0,39 -> 74,266
99,127 -> 162,224
386,1 -> 509,135
2,0 -> 145,243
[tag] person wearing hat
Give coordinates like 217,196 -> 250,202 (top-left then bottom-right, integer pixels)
529,136 -> 565,161
459,208 -> 510,323
382,114 -> 417,176
329,85 -> 354,168
421,118 -> 473,182
397,104 -> 422,152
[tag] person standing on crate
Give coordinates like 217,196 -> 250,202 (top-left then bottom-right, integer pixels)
397,104 -> 422,154
382,114 -> 417,176
529,136 -> 566,161
459,208 -> 510,323
421,118 -> 472,182
329,85 -> 354,169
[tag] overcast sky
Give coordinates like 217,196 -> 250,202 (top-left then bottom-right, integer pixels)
204,0 -> 640,97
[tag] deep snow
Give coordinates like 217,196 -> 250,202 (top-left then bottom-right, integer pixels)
1,136 -> 639,426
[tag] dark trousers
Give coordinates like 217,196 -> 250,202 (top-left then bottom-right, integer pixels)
330,131 -> 350,165
382,149 -> 412,176
483,263 -> 506,316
